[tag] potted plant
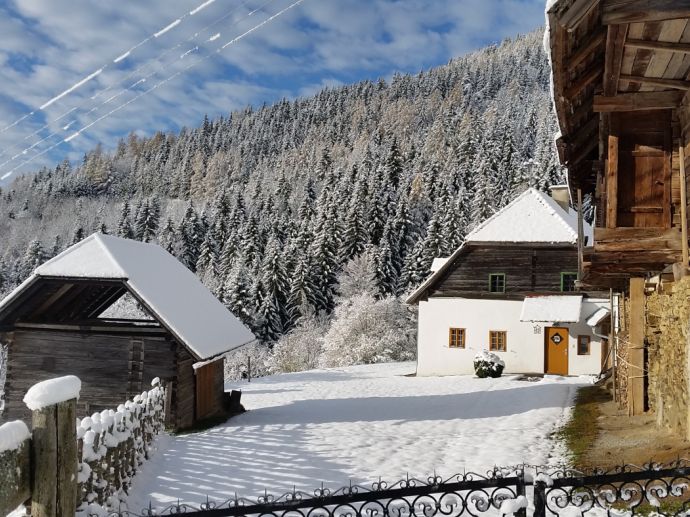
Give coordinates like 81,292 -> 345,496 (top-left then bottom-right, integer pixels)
473,350 -> 505,378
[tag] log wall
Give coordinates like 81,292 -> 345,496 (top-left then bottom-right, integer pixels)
1,330 -> 176,424
429,245 -> 578,298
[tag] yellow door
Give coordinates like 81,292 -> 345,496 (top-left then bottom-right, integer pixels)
545,327 -> 569,376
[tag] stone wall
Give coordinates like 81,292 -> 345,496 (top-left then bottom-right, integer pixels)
645,277 -> 690,438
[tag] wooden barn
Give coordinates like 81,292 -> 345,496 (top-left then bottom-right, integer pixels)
0,233 -> 255,430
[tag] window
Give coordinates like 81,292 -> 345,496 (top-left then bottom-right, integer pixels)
577,335 -> 590,355
489,331 -> 507,352
489,273 -> 506,293
449,328 -> 465,348
561,272 -> 578,292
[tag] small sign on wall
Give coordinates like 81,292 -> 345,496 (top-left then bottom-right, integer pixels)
533,325 -> 542,335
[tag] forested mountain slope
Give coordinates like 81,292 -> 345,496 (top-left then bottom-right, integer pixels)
0,29 -> 562,343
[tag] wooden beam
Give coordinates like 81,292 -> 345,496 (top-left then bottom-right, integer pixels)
604,24 -> 629,96
594,90 -> 684,111
626,38 -> 690,54
567,28 -> 607,70
606,117 -> 619,228
680,143 -> 689,266
565,64 -> 604,98
559,0 -> 600,32
628,277 -> 645,416
602,0 -> 690,25
619,74 -> 690,90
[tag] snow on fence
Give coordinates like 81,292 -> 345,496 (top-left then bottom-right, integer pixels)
77,379 -> 166,512
0,376 -> 167,517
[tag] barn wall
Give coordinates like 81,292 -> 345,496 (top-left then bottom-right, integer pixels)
174,344 -> 196,430
0,329 -> 175,424
195,359 -> 226,421
429,246 -> 578,298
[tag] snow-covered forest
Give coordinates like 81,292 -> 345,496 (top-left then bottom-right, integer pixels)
0,30 -> 562,372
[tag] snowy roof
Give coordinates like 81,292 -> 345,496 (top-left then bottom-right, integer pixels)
2,234 -> 255,360
406,188 -> 591,305
520,295 -> 583,323
465,188 -> 592,245
430,258 -> 448,272
586,307 -> 610,327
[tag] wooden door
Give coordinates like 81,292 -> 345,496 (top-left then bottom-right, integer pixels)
615,111 -> 671,228
545,327 -> 569,376
195,361 -> 219,421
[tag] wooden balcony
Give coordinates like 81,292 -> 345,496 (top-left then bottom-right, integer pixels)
582,228 -> 683,289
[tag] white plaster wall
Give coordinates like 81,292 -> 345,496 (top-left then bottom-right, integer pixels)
416,297 -> 608,377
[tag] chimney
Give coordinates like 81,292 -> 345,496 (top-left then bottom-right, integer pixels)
549,185 -> 571,212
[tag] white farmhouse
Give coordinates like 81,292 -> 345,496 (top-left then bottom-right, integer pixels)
407,187 -> 610,377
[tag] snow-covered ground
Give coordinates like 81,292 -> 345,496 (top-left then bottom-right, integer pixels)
125,362 -> 589,511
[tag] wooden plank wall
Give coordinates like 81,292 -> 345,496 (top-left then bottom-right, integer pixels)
174,344 -> 196,430
429,246 -> 578,298
1,330 -> 175,424
195,359 -> 226,422
677,96 -> 690,243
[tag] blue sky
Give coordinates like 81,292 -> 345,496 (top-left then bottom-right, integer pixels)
0,0 -> 546,182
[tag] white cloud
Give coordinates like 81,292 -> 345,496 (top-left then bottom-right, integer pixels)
0,0 -> 545,182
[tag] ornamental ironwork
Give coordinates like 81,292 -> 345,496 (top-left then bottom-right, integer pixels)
99,460 -> 690,517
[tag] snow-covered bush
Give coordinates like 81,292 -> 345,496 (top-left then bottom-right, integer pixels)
336,251 -> 379,299
269,307 -> 328,373
473,350 -> 505,378
319,294 -> 416,368
224,343 -> 272,381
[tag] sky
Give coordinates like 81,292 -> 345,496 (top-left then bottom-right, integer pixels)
0,0 -> 546,183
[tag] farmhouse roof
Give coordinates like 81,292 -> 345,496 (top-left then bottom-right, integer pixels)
406,188 -> 590,304
465,188 -> 592,245
519,295 -> 583,323
0,233 -> 255,360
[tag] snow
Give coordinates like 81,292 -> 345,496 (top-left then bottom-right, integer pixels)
474,350 -> 505,368
520,295 -> 583,323
6,233 -> 256,360
23,375 -> 81,411
499,495 -> 528,515
430,257 -> 448,272
125,362 -> 586,509
465,188 -> 590,245
0,420 -> 30,452
586,307 -> 610,327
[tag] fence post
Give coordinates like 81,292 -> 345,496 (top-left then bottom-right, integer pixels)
31,398 -> 78,517
25,376 -> 81,517
533,481 -> 547,517
57,400 -> 78,517
515,468 -> 526,517
31,404 -> 58,517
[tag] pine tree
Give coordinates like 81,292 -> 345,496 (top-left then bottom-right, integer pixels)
117,201 -> 134,239
72,226 -> 84,244
21,240 -> 45,279
222,265 -> 254,328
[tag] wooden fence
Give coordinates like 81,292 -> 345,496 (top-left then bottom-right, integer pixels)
0,377 -> 166,517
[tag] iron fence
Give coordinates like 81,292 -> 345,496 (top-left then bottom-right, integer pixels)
97,460 -> 690,517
